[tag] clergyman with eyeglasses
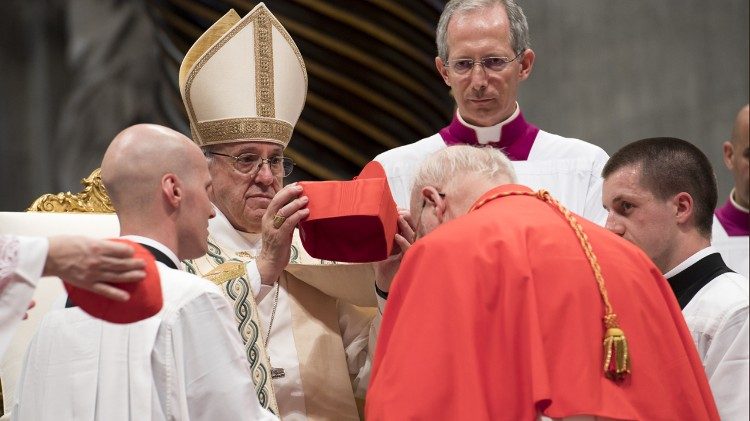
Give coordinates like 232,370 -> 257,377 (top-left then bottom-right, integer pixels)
374,0 -> 610,225
177,4 -> 386,420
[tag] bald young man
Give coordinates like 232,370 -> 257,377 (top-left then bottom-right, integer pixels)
13,125 -> 276,421
719,105 -> 750,229
712,104 -> 749,278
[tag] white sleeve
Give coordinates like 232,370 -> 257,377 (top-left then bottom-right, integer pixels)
703,308 -> 749,420
244,261 -> 275,303
337,299 -> 380,398
162,289 -> 278,421
0,235 -> 48,359
375,152 -> 413,210
582,150 -> 609,226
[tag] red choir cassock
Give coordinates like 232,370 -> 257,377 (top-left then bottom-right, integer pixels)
366,184 -> 719,420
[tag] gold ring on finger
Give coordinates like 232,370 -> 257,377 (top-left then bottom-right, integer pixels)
273,214 -> 287,229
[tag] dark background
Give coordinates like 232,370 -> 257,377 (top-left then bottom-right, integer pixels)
1,0 -> 747,211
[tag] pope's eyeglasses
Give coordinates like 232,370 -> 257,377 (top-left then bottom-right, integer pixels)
206,151 -> 295,177
443,50 -> 525,75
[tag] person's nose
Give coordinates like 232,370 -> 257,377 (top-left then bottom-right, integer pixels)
469,64 -> 489,92
605,212 -> 625,236
253,160 -> 276,186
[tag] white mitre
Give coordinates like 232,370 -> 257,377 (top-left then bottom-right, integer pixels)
179,3 -> 307,148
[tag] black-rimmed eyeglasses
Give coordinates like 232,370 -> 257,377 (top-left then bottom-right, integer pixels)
206,151 -> 295,177
443,50 -> 525,75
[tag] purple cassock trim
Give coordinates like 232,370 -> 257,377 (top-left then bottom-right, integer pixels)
438,112 -> 540,161
715,198 -> 750,236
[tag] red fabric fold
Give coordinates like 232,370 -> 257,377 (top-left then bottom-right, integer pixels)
64,239 -> 163,324
367,184 -> 719,420
298,161 -> 398,263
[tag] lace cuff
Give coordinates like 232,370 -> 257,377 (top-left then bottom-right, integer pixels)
0,235 -> 21,289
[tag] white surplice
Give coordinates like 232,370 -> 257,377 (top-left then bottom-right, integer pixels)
200,208 -> 381,421
374,110 -> 610,225
665,247 -> 749,421
0,235 -> 47,360
711,215 -> 749,279
11,236 -> 276,421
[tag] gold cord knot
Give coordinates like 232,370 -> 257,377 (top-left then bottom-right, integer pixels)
603,313 -> 619,329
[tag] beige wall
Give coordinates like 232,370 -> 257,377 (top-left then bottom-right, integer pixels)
518,0 -> 748,202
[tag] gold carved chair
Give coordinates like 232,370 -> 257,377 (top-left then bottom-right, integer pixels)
0,169 -> 120,417
26,168 -> 115,213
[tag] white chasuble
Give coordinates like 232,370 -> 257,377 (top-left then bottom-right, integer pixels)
711,215 -> 749,279
184,208 -> 378,420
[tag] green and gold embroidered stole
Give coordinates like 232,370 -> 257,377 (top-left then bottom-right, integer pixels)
183,239 -> 302,416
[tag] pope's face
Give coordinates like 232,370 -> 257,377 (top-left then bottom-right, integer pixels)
436,5 -> 533,127
602,165 -> 679,271
206,141 -> 283,233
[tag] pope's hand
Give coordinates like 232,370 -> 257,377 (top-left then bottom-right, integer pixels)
257,183 -> 310,285
374,210 -> 416,293
44,236 -> 147,302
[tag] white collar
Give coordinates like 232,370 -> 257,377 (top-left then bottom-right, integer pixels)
120,235 -> 182,270
663,246 -> 718,279
456,102 -> 520,144
729,188 -> 750,213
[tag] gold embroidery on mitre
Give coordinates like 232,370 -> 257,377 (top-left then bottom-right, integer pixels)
196,117 -> 293,146
269,18 -> 307,87
254,10 -> 274,118
180,3 -> 307,148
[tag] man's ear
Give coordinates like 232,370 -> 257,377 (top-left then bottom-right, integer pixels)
421,186 -> 447,223
672,192 -> 694,225
723,141 -> 735,170
435,56 -> 451,87
518,48 -> 535,82
162,173 -> 181,208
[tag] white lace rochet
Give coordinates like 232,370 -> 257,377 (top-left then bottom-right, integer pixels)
0,234 -> 20,290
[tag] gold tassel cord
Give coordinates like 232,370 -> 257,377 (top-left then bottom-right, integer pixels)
470,189 -> 631,381
602,314 -> 630,380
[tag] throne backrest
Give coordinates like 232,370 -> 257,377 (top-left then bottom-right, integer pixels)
0,169 -> 119,415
